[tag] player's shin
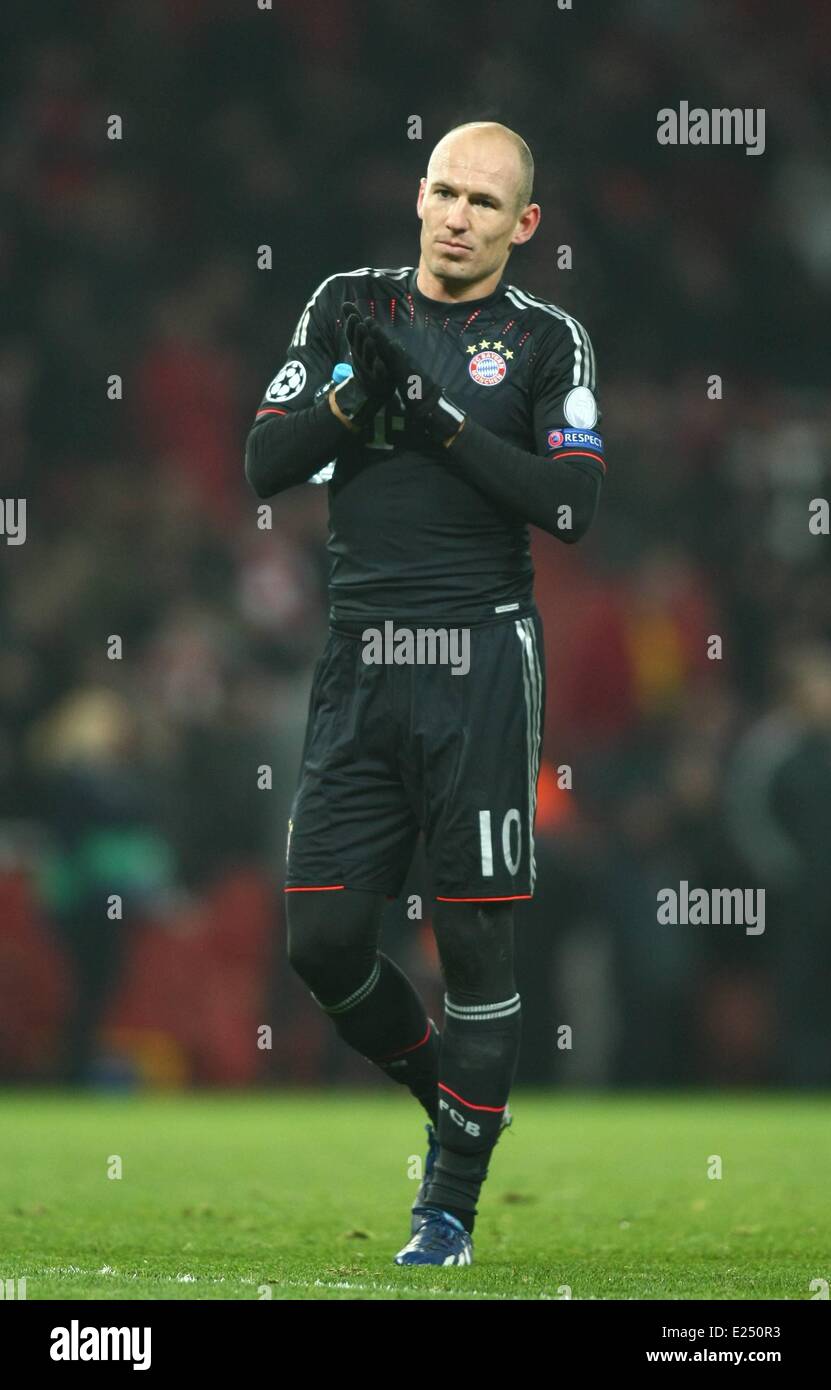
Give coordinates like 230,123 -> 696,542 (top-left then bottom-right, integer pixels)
424,994 -> 522,1232
286,890 -> 440,1122
313,956 -> 440,1126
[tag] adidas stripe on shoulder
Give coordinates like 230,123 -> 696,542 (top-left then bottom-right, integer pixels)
504,284 -> 596,390
291,267 -> 413,347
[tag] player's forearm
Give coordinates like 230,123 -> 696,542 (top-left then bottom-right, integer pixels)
443,417 -> 603,543
244,395 -> 351,499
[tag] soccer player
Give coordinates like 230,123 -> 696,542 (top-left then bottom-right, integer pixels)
245,121 -> 606,1266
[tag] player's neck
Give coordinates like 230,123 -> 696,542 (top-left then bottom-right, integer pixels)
415,259 -> 504,304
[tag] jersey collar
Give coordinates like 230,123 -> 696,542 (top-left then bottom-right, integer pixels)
407,267 -> 507,316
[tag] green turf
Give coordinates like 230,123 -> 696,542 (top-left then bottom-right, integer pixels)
0,1090 -> 827,1300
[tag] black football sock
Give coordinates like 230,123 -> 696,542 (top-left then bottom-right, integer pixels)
314,954 -> 440,1125
423,992 -> 522,1233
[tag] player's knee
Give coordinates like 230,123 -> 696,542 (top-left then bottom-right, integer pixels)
285,893 -> 330,981
285,889 -> 381,992
433,902 -> 516,1001
286,926 -> 325,988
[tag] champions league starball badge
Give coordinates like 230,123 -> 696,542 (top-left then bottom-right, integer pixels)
265,360 -> 307,402
468,349 -> 507,386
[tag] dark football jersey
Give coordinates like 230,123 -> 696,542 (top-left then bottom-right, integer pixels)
253,266 -> 603,622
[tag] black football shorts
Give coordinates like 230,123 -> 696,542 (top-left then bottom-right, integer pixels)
285,607 -> 545,901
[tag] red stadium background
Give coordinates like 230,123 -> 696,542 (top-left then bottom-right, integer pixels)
1,0 -> 829,1090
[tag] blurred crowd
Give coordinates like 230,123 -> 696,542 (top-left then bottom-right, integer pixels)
0,0 -> 829,1088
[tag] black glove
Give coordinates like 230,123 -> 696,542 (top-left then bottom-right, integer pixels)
362,319 -> 467,446
331,301 -> 397,428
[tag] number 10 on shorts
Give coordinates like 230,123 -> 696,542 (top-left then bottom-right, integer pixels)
479,809 -> 522,877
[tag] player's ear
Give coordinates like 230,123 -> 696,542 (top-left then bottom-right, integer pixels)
416,177 -> 427,219
511,203 -> 541,246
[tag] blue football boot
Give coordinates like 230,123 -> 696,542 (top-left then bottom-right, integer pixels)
394,1206 -> 473,1266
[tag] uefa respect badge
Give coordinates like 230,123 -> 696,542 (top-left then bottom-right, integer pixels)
547,427 -> 604,453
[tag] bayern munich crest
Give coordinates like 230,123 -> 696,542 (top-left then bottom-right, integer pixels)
468,349 -> 507,386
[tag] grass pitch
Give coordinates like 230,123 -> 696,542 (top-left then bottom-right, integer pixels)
0,1090 -> 827,1300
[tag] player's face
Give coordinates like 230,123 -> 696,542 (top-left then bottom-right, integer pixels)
417,136 -> 536,291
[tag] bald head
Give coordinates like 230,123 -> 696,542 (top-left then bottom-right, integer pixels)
428,122 -> 534,213
416,120 -> 540,301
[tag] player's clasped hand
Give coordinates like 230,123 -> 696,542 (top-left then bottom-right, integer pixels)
342,301 -> 398,405
353,312 -> 467,447
329,300 -> 397,429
